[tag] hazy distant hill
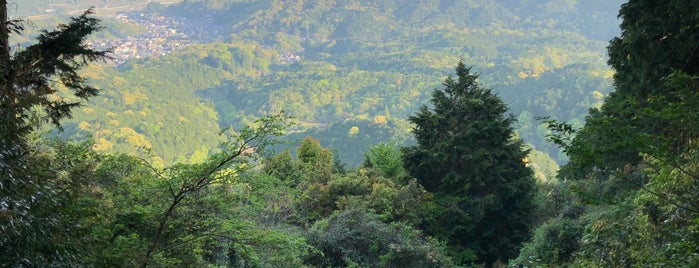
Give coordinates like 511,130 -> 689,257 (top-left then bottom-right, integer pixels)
164,0 -> 622,43
12,0 -> 166,17
25,0 -> 625,167
176,0 -> 622,163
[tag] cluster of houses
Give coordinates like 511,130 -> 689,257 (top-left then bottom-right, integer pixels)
86,11 -> 306,66
87,12 -> 222,65
279,52 -> 303,64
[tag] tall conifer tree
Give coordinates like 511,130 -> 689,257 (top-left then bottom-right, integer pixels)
402,61 -> 536,265
0,4 -> 108,265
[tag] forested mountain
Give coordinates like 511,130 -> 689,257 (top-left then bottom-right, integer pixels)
13,0 -> 622,166
186,0 -> 619,165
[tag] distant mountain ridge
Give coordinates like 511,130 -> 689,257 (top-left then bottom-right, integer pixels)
165,0 -> 622,45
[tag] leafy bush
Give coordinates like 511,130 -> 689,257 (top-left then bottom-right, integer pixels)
305,209 -> 454,268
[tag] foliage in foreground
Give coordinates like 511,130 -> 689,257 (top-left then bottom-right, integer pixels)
0,7 -> 108,265
513,0 -> 699,266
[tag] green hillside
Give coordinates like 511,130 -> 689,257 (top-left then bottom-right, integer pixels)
175,0 -> 619,164
28,0 -> 623,165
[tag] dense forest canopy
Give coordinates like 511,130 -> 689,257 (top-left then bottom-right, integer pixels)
6,0 -> 696,267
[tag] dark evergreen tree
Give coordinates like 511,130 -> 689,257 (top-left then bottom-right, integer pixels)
1,7 -> 108,140
0,5 -> 108,265
402,61 -> 536,265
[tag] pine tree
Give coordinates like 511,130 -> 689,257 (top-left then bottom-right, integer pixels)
0,4 -> 108,265
402,61 -> 536,265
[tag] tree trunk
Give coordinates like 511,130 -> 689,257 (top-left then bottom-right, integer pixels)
1,0 -> 11,99
0,0 -> 8,62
